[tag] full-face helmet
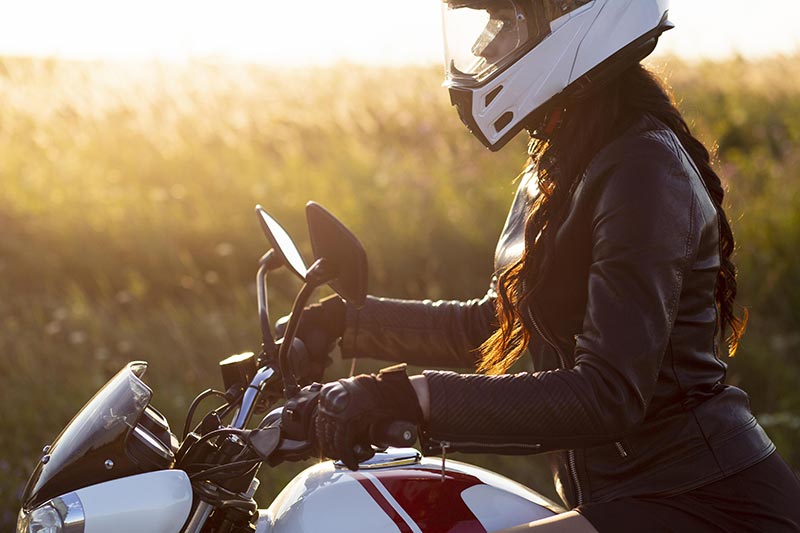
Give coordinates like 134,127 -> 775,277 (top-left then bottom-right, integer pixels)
442,0 -> 673,150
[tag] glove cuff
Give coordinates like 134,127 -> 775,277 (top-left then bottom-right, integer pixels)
319,294 -> 346,337
376,364 -> 424,424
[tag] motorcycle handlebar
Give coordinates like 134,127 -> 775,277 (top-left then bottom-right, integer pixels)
370,419 -> 418,448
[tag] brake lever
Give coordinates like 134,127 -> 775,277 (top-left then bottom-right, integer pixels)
246,427 -> 281,459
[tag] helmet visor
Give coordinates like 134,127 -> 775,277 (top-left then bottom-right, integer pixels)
442,0 -> 593,85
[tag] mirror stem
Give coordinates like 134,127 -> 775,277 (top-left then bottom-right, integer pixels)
257,250 -> 280,360
278,258 -> 336,398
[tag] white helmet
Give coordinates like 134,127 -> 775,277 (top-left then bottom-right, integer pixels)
442,0 -> 673,150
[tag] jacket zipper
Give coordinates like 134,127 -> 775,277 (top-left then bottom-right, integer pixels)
432,439 -> 542,451
614,441 -> 629,459
527,307 -> 585,506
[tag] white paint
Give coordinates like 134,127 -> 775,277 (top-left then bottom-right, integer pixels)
76,470 -> 192,533
462,484 -> 555,531
361,471 -> 423,533
265,465 -> 402,533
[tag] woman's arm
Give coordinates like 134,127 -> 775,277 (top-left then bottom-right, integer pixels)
339,290 -> 498,369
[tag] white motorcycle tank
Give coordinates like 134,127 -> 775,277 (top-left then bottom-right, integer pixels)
258,449 -> 562,533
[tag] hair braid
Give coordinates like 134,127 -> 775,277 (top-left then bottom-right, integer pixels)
667,108 -> 747,356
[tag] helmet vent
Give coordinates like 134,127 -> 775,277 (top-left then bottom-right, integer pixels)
485,85 -> 503,107
494,112 -> 513,133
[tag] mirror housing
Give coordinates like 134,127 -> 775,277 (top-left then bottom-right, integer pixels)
305,202 -> 368,308
255,205 -> 307,280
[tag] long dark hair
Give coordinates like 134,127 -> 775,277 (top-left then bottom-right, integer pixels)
478,63 -> 747,374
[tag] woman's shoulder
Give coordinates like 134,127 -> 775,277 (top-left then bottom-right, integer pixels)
581,115 -> 699,194
572,115 -> 706,221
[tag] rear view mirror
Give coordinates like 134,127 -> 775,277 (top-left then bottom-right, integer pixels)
256,205 -> 307,280
305,202 -> 367,308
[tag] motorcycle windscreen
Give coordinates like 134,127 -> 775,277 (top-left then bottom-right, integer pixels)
22,362 -> 153,510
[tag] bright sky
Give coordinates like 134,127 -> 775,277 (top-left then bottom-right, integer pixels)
0,0 -> 798,65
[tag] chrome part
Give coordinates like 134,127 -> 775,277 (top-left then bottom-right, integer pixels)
104,459 -> 114,470
335,448 -> 422,470
129,361 -> 148,378
182,501 -> 214,533
52,492 -> 86,533
42,445 -> 51,454
441,441 -> 449,482
233,366 -> 277,429
132,425 -> 174,461
243,478 -> 260,500
41,454 -> 50,464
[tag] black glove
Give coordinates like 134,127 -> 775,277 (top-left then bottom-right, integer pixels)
270,382 -> 323,465
276,294 -> 346,385
315,364 -> 423,470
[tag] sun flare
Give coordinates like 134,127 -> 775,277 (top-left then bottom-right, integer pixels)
0,0 -> 797,65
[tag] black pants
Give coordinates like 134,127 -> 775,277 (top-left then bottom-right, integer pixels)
578,452 -> 800,532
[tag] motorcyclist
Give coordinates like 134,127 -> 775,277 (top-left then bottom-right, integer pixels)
289,1 -> 800,530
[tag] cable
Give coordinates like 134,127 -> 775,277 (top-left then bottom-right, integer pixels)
190,481 -> 257,517
188,459 -> 261,481
183,389 -> 228,440
179,427 -> 251,467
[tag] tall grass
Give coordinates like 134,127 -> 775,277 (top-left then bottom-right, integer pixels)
1,54 -> 798,526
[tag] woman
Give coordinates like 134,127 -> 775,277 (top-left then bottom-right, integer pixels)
292,0 -> 800,530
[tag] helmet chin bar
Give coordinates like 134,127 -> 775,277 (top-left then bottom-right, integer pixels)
448,84 -> 556,151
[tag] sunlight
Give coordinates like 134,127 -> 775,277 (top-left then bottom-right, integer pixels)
0,0 -> 798,64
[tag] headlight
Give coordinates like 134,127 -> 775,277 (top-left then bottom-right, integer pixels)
17,493 -> 84,533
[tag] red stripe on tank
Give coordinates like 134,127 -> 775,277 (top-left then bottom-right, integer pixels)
352,472 -> 415,533
369,468 -> 487,533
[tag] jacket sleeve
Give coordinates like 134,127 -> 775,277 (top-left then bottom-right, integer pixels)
423,147 -> 698,452
339,290 -> 497,369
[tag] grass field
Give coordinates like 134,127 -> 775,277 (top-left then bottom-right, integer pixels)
1,54 -> 799,527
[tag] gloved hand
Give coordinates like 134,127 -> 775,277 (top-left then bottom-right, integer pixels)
275,294 -> 346,385
315,364 -> 424,470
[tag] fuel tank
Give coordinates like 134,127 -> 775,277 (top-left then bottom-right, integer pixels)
258,449 -> 562,532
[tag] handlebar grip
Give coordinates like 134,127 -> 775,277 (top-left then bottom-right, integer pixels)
370,420 -> 418,448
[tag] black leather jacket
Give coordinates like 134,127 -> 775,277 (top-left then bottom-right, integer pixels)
340,116 -> 774,508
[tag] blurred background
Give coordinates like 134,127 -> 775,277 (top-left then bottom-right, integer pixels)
1,0 -> 799,528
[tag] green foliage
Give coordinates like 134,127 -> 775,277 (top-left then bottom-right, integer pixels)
1,55 -> 798,526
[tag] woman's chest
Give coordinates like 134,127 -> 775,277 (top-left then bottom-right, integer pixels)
494,171 -> 595,363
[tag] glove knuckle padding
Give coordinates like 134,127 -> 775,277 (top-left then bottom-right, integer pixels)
321,382 -> 351,414
314,365 -> 423,469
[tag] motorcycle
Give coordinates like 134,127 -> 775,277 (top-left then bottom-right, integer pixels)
17,202 -> 564,533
